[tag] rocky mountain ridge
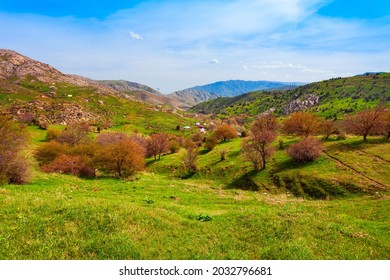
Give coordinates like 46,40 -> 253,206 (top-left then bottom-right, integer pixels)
168,79 -> 303,109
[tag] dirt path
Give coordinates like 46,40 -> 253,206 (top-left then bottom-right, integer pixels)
322,150 -> 388,190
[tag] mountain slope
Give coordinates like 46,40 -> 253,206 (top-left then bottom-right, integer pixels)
99,80 -> 182,108
190,74 -> 390,118
168,80 -> 302,109
0,49 -> 194,132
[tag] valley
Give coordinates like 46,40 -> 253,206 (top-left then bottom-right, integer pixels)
0,50 -> 389,260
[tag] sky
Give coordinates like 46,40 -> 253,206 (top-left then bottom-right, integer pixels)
0,0 -> 389,93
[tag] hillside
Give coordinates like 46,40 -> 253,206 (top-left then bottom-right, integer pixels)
99,80 -> 183,108
1,126 -> 389,260
168,80 -> 302,109
190,74 -> 390,118
0,49 -> 194,133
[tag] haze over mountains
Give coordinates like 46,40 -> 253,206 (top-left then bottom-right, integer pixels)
168,80 -> 304,109
0,49 -> 307,110
1,49 -> 389,124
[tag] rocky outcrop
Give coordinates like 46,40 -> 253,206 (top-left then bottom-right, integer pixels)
10,100 -> 107,126
0,49 -> 129,97
283,94 -> 320,114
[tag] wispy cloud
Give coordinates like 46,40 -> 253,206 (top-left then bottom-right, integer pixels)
0,0 -> 389,92
209,59 -> 220,64
129,31 -> 144,41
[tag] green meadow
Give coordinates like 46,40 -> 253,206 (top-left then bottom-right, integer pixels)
0,126 -> 389,260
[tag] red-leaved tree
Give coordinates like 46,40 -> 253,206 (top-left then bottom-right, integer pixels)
344,107 -> 386,141
242,115 -> 278,171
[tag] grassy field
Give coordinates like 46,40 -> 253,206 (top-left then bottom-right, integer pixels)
1,128 -> 389,260
1,172 -> 389,260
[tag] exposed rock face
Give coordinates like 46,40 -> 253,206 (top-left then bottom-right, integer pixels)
10,100 -> 107,126
0,49 -> 129,97
284,94 -> 320,114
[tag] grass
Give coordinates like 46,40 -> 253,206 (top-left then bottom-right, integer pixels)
190,73 -> 390,119
1,124 -> 390,260
1,172 -> 389,260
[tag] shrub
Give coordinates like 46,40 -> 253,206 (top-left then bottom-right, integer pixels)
0,116 -> 30,184
45,129 -> 61,142
42,154 -> 95,178
204,134 -> 218,151
34,141 -> 69,165
56,123 -> 90,146
183,139 -> 198,173
220,149 -> 227,161
169,139 -> 180,153
94,138 -> 145,178
287,138 -> 322,163
278,139 -> 284,150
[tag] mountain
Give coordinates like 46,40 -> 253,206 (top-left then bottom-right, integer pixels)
190,74 -> 390,118
0,49 -> 193,132
99,80 -> 182,108
99,80 -> 161,95
168,80 -> 303,109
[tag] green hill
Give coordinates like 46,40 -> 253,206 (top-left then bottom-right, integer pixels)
190,73 -> 390,119
0,49 -> 194,134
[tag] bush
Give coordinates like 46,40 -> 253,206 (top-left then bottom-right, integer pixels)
287,138 -> 322,163
169,139 -> 180,153
34,141 -> 69,165
45,129 -> 61,142
42,154 -> 95,178
204,134 -> 218,151
183,139 -> 198,173
94,138 -> 145,178
56,123 -> 90,146
0,116 -> 30,184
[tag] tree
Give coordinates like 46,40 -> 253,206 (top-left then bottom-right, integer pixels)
384,110 -> 390,140
282,112 -> 322,137
214,123 -> 237,142
183,139 -> 198,173
344,107 -> 386,141
204,134 -> 218,151
320,119 -> 338,140
0,116 -> 30,184
287,137 -> 322,163
147,133 -> 170,160
242,115 -> 278,171
94,138 -> 145,178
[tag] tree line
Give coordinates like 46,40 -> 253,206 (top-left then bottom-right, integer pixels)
0,106 -> 389,185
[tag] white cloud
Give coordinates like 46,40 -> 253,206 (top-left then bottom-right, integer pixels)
129,31 -> 144,40
209,59 -> 220,64
0,0 -> 389,92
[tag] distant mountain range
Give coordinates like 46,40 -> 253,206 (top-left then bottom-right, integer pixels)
190,73 -> 390,119
2,49 -> 388,126
168,80 -> 304,109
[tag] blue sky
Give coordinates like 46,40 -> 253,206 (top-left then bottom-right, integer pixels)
1,0 -> 389,93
